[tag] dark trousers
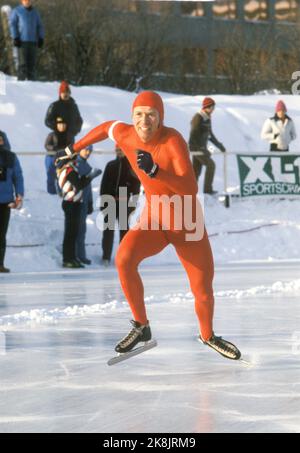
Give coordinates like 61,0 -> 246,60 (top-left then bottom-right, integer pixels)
192,153 -> 216,193
62,201 -> 81,262
18,42 -> 37,81
270,144 -> 288,152
102,203 -> 132,261
0,204 -> 11,266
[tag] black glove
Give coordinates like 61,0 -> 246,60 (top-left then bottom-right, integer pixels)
218,143 -> 226,153
14,37 -> 21,48
87,168 -> 102,181
87,201 -> 93,215
136,150 -> 159,178
55,145 -> 75,167
38,38 -> 44,48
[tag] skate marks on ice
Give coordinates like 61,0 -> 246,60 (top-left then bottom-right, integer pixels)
107,339 -> 158,366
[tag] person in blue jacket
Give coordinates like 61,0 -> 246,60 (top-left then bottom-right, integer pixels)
76,145 -> 94,265
10,0 -> 45,81
0,130 -> 11,151
0,132 -> 24,273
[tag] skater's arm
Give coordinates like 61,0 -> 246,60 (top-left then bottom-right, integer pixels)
156,134 -> 198,196
73,121 -> 126,153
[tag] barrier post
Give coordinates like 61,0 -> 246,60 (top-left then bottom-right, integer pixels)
223,151 -> 230,208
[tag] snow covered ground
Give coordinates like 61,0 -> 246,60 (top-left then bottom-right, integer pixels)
0,76 -> 300,270
0,262 -> 299,433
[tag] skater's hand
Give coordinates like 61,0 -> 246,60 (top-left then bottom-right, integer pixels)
14,38 -> 21,48
136,150 -> 159,178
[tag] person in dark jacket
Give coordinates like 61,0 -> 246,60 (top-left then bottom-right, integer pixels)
76,145 -> 94,265
55,151 -> 101,268
45,81 -> 83,138
0,131 -> 11,151
100,146 -> 140,266
0,132 -> 24,273
10,0 -> 45,81
189,97 -> 226,194
45,117 -> 75,194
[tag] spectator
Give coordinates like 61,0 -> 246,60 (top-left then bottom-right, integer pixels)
0,130 -> 11,151
100,146 -> 140,266
45,81 -> 83,138
55,151 -> 101,269
0,131 -> 24,273
261,100 -> 297,152
10,0 -> 45,81
189,97 -> 226,195
44,117 -> 74,194
76,145 -> 94,265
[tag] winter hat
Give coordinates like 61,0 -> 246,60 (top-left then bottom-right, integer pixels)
59,81 -> 70,96
276,100 -> 287,113
202,97 -> 215,109
132,91 -> 164,124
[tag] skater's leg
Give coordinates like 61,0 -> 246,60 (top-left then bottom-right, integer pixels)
115,228 -> 168,325
174,230 -> 214,341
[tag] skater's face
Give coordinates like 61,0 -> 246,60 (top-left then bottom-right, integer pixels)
132,106 -> 160,143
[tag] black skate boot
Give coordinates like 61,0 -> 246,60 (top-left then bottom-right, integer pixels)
115,320 -> 152,353
199,333 -> 241,360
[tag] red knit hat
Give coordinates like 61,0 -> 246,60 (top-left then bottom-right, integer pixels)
132,91 -> 164,124
59,81 -> 70,96
276,100 -> 287,113
202,97 -> 215,109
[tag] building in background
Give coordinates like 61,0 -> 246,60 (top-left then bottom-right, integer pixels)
1,0 -> 299,94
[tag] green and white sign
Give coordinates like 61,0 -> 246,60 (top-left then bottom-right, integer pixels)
237,154 -> 300,198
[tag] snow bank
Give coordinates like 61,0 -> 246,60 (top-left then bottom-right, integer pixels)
0,76 -> 300,271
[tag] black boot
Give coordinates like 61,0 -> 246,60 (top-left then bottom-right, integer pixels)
0,265 -> 10,273
199,333 -> 241,360
115,320 -> 152,353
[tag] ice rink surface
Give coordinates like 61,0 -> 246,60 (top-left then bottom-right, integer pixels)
0,262 -> 299,433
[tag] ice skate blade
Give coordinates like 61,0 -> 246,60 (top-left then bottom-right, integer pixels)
107,339 -> 157,366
